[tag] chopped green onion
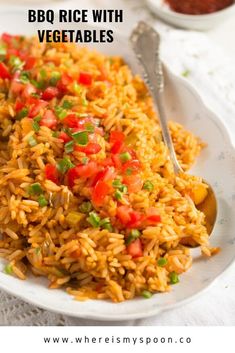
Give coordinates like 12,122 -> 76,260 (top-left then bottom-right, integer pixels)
169,271 -> 179,285
114,189 -> 123,201
19,71 -> 30,84
182,69 -> 190,78
119,152 -> 131,163
37,195 -> 48,207
40,69 -> 47,79
4,263 -> 13,275
79,201 -> 92,213
57,157 -> 74,174
125,168 -> 133,175
55,106 -> 67,120
16,107 -> 28,120
157,257 -> 168,267
49,71 -> 61,86
62,100 -> 73,110
65,140 -> 74,154
0,45 -> 6,57
100,217 -> 113,232
32,119 -> 40,132
52,131 -> 59,138
73,82 -> 82,94
81,157 -> 89,165
141,290 -> 152,299
85,123 -> 95,133
126,229 -> 140,245
82,98 -> 88,107
31,92 -> 40,98
143,180 -> 154,191
112,179 -> 127,193
28,183 -> 43,195
9,55 -> 24,71
72,131 -> 88,146
87,211 -> 100,228
28,135 -> 37,147
31,79 -> 45,90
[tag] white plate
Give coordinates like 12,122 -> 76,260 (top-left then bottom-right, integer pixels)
146,0 -> 235,31
0,11 -> 235,321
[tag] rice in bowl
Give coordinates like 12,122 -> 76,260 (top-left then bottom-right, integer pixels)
0,34 -> 218,302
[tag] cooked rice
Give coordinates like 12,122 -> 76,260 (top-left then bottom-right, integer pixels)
0,35 -> 218,302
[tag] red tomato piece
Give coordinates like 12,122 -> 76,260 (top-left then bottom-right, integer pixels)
127,238 -> 143,258
58,131 -> 71,143
92,180 -> 110,206
146,208 -> 161,224
111,154 -> 122,169
40,110 -> 57,129
100,157 -> 114,167
75,142 -> 101,155
57,73 -> 73,94
45,164 -> 59,184
127,211 -> 144,229
15,99 -> 24,113
122,160 -> 141,175
1,33 -> 13,44
123,175 -> 143,193
78,71 -> 92,86
109,131 -> 125,144
116,205 -> 132,225
42,86 -> 59,101
63,114 -> 81,128
67,161 -> 98,188
24,56 -> 36,70
111,140 -> 124,154
0,62 -> 11,79
29,100 -> 48,118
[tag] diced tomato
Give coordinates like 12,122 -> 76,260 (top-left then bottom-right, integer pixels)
22,83 -> 37,99
90,166 -> 115,187
109,131 -> 125,144
6,48 -> 20,59
97,65 -> 108,81
92,180 -> 110,206
75,142 -> 101,155
127,238 -> 143,258
40,110 -> 57,129
15,99 -> 24,113
24,56 -> 36,70
58,131 -> 71,143
116,205 -> 132,225
0,62 -> 11,79
57,73 -> 73,94
42,86 -> 59,101
122,160 -> 141,175
78,71 -> 92,86
111,154 -> 122,169
111,140 -> 124,154
29,100 -> 48,118
100,157 -> 114,167
123,175 -> 143,193
67,161 -> 98,188
145,208 -> 161,224
45,164 -> 59,184
1,33 -> 13,44
127,211 -> 144,229
10,73 -> 24,95
63,114 -> 80,128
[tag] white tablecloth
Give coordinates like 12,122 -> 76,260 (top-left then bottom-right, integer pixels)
1,0 -> 235,326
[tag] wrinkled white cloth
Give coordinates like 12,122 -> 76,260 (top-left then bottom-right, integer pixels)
1,0 -> 235,326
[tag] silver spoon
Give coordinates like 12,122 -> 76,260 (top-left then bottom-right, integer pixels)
130,21 -> 217,247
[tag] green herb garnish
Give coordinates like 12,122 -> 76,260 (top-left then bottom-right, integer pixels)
57,157 -> 74,174
62,100 -> 73,110
28,183 -> 43,195
72,131 -> 88,146
19,71 -> 30,84
126,229 -> 140,245
37,195 -> 48,207
64,140 -> 74,154
143,180 -> 154,191
79,201 -> 92,214
28,135 -> 37,147
9,55 -> 24,71
55,106 -> 67,120
87,211 -> 100,228
16,107 -> 28,120
49,71 -> 61,86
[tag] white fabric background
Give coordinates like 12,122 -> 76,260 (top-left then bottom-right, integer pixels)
0,0 -> 235,326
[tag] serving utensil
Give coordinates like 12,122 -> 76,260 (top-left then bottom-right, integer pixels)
130,21 -> 217,247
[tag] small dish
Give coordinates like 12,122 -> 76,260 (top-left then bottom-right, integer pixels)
146,0 -> 235,30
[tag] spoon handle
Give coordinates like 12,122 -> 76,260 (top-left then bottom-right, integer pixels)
130,21 -> 182,174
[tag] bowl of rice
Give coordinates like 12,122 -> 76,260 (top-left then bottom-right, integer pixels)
0,12 -> 235,320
